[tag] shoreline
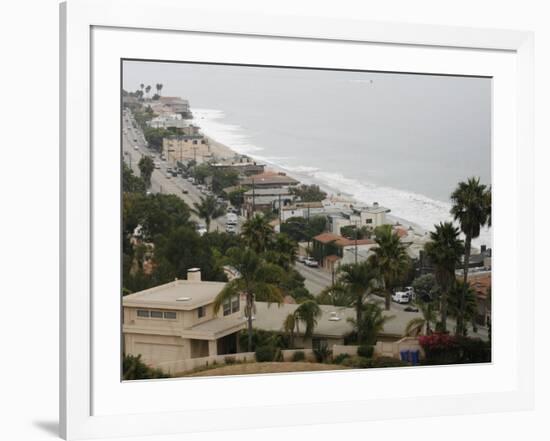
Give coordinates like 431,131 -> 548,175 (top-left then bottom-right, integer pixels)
189,107 -> 490,248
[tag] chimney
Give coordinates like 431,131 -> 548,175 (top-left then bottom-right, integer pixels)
187,268 -> 201,282
481,245 -> 487,253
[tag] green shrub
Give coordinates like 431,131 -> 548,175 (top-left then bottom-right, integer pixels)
341,356 -> 371,369
357,345 -> 374,358
332,353 -> 351,365
313,343 -> 332,363
224,356 -> 236,365
240,329 -> 289,352
367,356 -> 408,368
291,351 -> 306,362
255,345 -> 280,362
122,354 -> 171,380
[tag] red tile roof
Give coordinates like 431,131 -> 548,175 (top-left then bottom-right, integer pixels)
313,233 -> 375,247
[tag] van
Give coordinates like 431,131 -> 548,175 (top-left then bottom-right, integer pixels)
392,291 -> 411,304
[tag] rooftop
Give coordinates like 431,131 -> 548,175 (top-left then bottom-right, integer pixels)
240,172 -> 299,187
254,302 -> 415,338
123,279 -> 226,310
313,232 -> 375,247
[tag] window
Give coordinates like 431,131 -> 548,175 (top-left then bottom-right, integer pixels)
137,310 -> 150,318
192,139 -> 198,145
150,311 -> 163,319
222,298 -> 231,316
366,219 -> 373,224
197,306 -> 205,318
164,311 -> 177,319
231,296 -> 240,314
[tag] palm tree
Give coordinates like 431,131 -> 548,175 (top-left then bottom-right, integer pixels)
347,302 -> 394,346
404,299 -> 438,337
294,300 -> 322,339
192,195 -> 225,232
241,214 -> 274,253
424,222 -> 464,332
156,83 -> 163,97
282,313 -> 297,348
316,283 -> 352,306
214,248 -> 285,352
450,177 -> 491,334
271,233 -> 298,269
447,281 -> 479,335
145,85 -> 151,99
139,83 -> 144,100
336,261 -> 380,342
369,225 -> 410,310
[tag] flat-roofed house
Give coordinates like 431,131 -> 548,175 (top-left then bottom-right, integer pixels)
123,268 -> 245,373
239,171 -> 299,189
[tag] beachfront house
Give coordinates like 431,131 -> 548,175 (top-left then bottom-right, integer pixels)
210,157 -> 266,177
239,171 -> 299,190
243,187 -> 294,217
327,203 -> 391,236
150,96 -> 192,118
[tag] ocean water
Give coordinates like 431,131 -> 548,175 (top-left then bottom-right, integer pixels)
124,61 -> 492,247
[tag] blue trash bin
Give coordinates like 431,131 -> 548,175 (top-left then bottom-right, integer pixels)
410,350 -> 420,366
399,350 -> 410,363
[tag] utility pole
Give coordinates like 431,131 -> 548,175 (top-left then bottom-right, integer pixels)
354,221 -> 358,264
278,193 -> 282,226
252,178 -> 256,216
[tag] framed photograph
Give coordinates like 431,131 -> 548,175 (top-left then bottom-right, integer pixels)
60,0 -> 534,439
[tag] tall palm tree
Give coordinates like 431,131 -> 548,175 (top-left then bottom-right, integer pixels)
192,195 -> 225,232
369,225 -> 410,310
156,83 -> 163,97
282,313 -> 296,348
241,214 -> 274,253
450,177 -> 491,334
336,261 -> 380,342
214,248 -> 285,352
145,85 -> 151,99
347,302 -> 394,346
424,222 -> 464,332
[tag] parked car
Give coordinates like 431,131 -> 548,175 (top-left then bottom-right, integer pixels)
196,224 -> 207,236
304,257 -> 319,268
392,291 -> 412,304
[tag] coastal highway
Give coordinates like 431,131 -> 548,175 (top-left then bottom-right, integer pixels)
121,109 -> 236,233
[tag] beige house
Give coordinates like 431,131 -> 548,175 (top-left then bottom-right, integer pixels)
162,135 -> 210,163
123,269 -> 245,371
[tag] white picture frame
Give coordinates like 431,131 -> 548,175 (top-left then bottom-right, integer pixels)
60,0 -> 534,439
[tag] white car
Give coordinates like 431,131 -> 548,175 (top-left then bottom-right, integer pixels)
392,291 -> 412,304
304,257 -> 319,268
196,225 -> 207,236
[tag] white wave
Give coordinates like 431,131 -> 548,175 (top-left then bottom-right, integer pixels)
190,108 -> 263,154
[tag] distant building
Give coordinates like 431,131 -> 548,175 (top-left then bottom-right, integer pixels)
150,96 -> 192,118
239,171 -> 299,189
243,187 -> 294,217
163,135 -> 210,163
312,232 -> 376,273
327,203 -> 390,235
210,157 -> 266,177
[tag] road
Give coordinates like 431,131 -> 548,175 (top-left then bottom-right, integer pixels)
293,261 -> 489,340
121,109 -> 239,233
